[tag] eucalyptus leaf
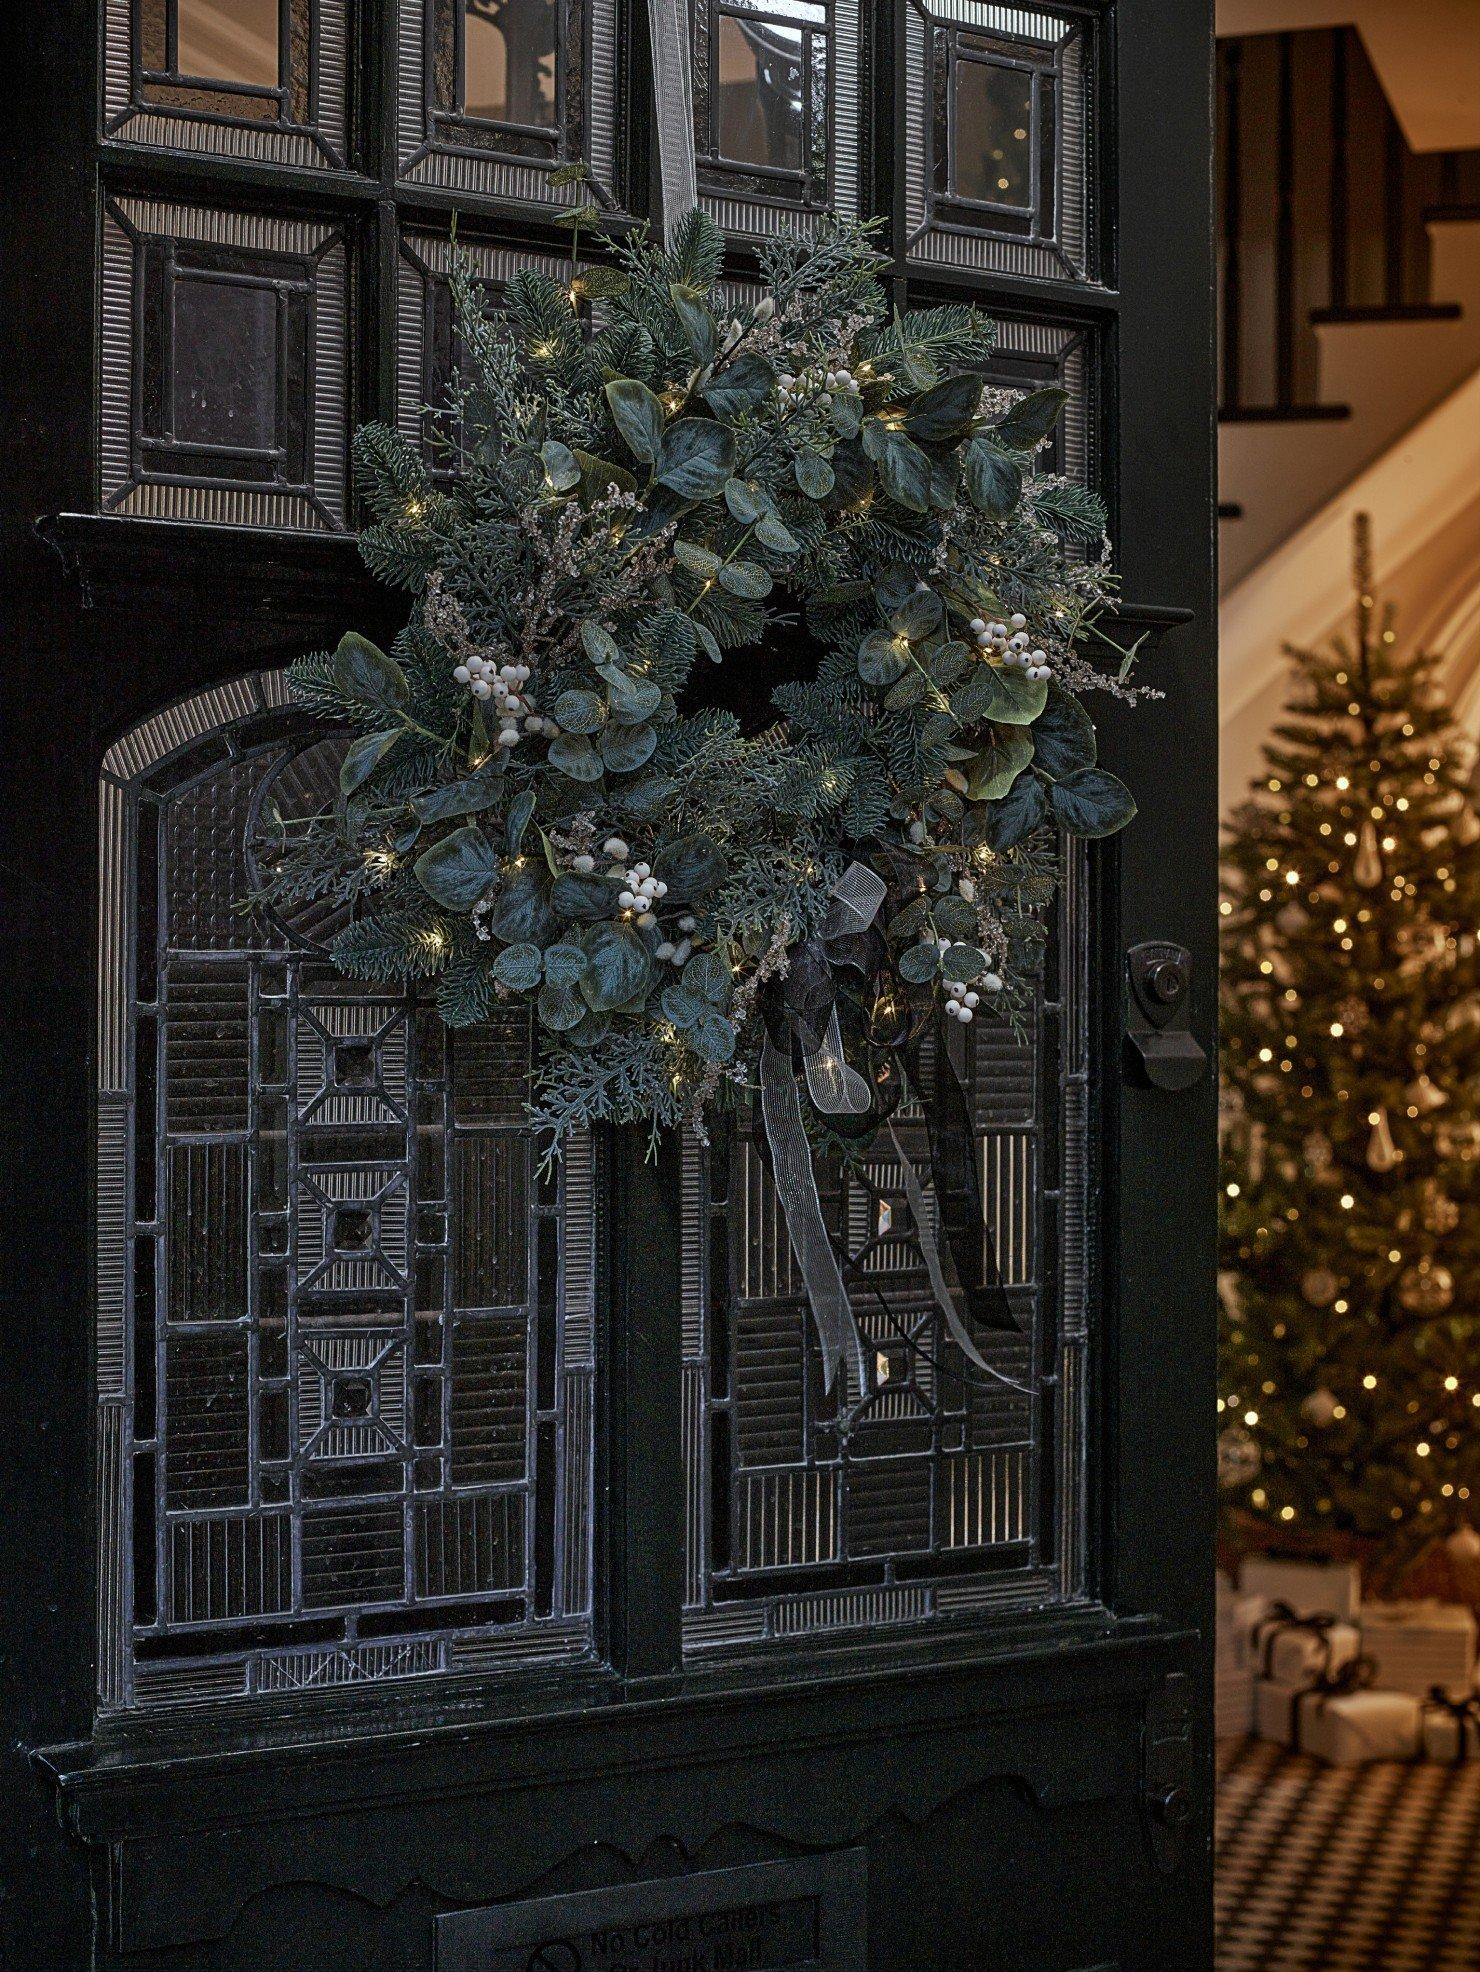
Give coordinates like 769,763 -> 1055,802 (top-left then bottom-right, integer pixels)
579,621 -> 622,666
599,721 -> 658,773
654,833 -> 726,902
654,419 -> 736,502
553,689 -> 607,735
717,560 -> 771,599
604,377 -> 666,463
904,371 -> 981,441
963,436 -> 1022,518
538,981 -> 587,1030
540,440 -> 582,491
1030,685 -> 1098,779
858,628 -> 910,687
690,1007 -> 736,1063
681,950 -> 732,1006
550,872 -> 616,920
986,771 -> 1049,850
722,478 -> 765,523
669,282 -> 718,363
660,985 -> 703,1030
490,942 -> 543,991
873,429 -> 933,513
505,788 -> 536,856
597,664 -> 662,722
339,728 -> 400,797
580,920 -> 655,1012
615,774 -> 680,816
547,733 -> 605,782
963,728 -> 1034,801
573,449 -> 637,501
755,512 -> 800,554
701,352 -> 774,416
897,943 -> 940,983
932,894 -> 979,938
992,385 -> 1069,451
414,824 -> 499,913
568,1009 -> 612,1048
332,632 -> 408,710
890,589 -> 943,641
793,451 -> 834,499
831,393 -> 862,439
694,623 -> 723,664
941,944 -> 988,984
412,760 -> 504,823
488,865 -> 557,943
1048,766 -> 1137,838
542,941 -> 590,986
674,539 -> 722,578
954,663 -> 1047,727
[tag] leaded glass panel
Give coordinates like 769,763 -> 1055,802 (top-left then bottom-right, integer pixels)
96,676 -> 597,1710
104,0 -> 348,168
682,849 -> 1090,1652
691,0 -> 862,237
904,1 -> 1094,282
100,199 -> 349,531
397,0 -> 623,211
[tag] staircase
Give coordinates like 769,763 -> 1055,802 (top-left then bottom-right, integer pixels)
1217,27 -> 1480,593
1215,24 -> 1480,800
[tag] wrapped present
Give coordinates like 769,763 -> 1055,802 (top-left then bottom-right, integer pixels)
1235,1598 -> 1361,1684
1360,1601 -> 1477,1698
1216,1664 -> 1255,1737
1255,1657 -> 1421,1765
1421,1688 -> 1480,1765
1239,1554 -> 1361,1621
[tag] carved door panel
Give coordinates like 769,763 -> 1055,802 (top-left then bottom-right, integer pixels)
3,3 -> 1217,1968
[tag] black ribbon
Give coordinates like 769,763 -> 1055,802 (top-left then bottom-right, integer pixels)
1253,1601 -> 1343,1680
1423,1685 -> 1480,1765
1290,1653 -> 1377,1754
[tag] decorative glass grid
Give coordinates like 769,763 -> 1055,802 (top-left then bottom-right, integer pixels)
96,674 -> 597,1711
984,316 -> 1093,483
397,0 -> 623,211
904,1 -> 1094,282
99,198 -> 349,532
103,0 -> 349,168
396,235 -> 576,473
690,0 -> 861,237
682,846 -> 1089,1654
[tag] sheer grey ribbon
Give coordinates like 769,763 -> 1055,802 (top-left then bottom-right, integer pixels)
645,0 -> 699,242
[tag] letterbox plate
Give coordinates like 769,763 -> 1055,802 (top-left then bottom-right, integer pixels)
435,1851 -> 867,1972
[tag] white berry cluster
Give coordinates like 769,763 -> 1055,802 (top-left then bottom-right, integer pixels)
920,932 -> 1004,1024
617,860 -> 668,927
451,656 -> 556,748
776,357 -> 861,412
967,612 -> 1053,683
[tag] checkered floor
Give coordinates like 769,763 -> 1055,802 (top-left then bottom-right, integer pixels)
1216,1736 -> 1480,1970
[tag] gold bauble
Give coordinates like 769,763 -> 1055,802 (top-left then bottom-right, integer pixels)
1405,1072 -> 1448,1114
1422,1187 -> 1461,1236
1397,1261 -> 1455,1316
1301,1388 -> 1340,1427
1301,1266 -> 1340,1308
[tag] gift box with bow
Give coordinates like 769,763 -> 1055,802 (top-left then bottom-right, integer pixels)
1239,1554 -> 1362,1621
1254,1656 -> 1422,1764
1421,1687 -> 1480,1765
1236,1598 -> 1362,1684
1360,1601 -> 1477,1699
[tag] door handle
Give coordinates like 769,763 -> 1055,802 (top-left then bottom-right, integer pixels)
1125,940 -> 1207,1090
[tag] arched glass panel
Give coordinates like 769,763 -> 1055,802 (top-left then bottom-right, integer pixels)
96,675 -> 596,1710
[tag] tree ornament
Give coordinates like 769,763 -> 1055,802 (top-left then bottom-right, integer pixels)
1303,1130 -> 1337,1182
1301,1266 -> 1340,1308
1353,817 -> 1384,889
1218,1424 -> 1262,1492
1365,1105 -> 1401,1173
1301,1388 -> 1340,1427
1337,994 -> 1371,1038
1420,1185 -> 1460,1236
1450,803 -> 1480,849
1447,1525 -> 1480,1563
1397,1261 -> 1455,1316
1406,1072 -> 1448,1115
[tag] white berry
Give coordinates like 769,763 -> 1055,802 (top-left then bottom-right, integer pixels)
1010,613 -> 1026,630
603,837 -> 629,859
572,854 -> 595,874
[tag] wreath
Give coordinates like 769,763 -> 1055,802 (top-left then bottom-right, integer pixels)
257,214 -> 1153,1391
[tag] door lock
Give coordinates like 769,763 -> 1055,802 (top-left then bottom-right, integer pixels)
1125,941 -> 1207,1091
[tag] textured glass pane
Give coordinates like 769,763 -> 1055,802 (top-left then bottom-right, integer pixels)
96,689 -> 597,1709
464,0 -> 557,126
717,13 -> 804,171
171,277 -> 279,450
954,58 -> 1033,206
176,0 -> 280,86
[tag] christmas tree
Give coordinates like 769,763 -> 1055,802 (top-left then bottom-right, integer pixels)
1219,516 -> 1480,1572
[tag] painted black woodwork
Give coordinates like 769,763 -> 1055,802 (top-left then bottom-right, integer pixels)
0,3 -> 1218,1967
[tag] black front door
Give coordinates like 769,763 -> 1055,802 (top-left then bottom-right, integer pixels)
0,2 -> 1217,1967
